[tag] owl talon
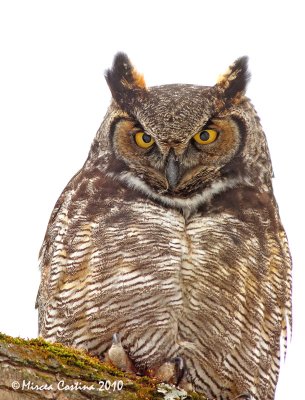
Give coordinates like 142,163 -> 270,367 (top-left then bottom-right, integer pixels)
112,332 -> 120,345
105,333 -> 134,372
173,356 -> 185,385
153,356 -> 188,387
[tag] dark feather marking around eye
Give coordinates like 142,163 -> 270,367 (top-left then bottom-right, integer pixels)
109,116 -> 157,157
109,116 -> 142,141
219,116 -> 247,179
133,120 -> 145,131
190,139 -> 202,152
109,116 -> 126,136
139,141 -> 157,155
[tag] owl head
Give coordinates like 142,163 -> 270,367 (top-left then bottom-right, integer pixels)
93,53 -> 273,212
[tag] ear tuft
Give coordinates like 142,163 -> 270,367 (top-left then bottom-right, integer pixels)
105,52 -> 146,107
217,56 -> 250,99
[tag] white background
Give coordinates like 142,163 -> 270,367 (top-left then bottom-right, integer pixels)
0,1 -> 303,399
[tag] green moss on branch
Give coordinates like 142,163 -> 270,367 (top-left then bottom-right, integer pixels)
0,332 -> 206,400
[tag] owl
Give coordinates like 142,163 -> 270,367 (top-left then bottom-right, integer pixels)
36,53 -> 292,400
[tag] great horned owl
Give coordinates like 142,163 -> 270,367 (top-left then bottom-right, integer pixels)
36,53 -> 292,400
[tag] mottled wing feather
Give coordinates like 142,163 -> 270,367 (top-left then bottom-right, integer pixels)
36,169 -> 91,334
37,166 -> 188,360
277,226 -> 293,356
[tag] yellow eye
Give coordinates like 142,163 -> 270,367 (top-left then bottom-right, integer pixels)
193,129 -> 218,145
134,131 -> 155,149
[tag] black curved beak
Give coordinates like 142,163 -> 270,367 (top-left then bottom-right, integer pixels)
165,149 -> 180,189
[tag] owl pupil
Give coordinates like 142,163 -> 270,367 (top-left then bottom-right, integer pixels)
142,133 -> 152,143
200,131 -> 210,141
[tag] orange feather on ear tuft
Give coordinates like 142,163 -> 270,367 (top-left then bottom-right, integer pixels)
120,67 -> 146,90
131,68 -> 146,89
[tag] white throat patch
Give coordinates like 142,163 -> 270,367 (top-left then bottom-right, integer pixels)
116,172 -> 242,215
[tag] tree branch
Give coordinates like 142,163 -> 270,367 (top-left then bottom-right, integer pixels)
0,333 -> 206,400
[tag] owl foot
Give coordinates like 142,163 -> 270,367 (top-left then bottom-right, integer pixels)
152,356 -> 192,390
105,333 -> 135,372
233,394 -> 251,400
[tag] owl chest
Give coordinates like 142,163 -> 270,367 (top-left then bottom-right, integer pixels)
95,202 -> 236,318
